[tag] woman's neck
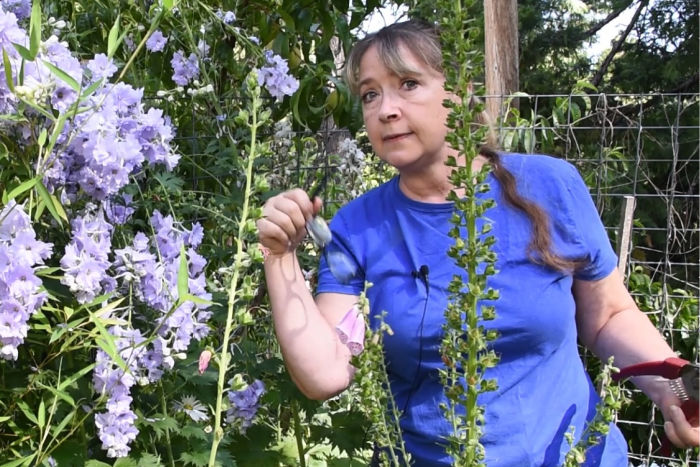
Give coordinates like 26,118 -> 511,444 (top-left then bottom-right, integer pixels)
397,154 -> 487,203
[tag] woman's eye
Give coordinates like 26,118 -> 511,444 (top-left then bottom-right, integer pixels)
361,91 -> 378,104
402,79 -> 418,90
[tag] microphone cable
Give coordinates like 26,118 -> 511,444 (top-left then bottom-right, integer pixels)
402,264 -> 430,415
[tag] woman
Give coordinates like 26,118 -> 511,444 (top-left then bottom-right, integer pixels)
256,19 -> 699,466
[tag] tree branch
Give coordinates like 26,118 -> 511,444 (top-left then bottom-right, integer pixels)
581,1 -> 636,39
591,0 -> 649,88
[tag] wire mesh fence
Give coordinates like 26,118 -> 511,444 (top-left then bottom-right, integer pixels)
174,92 -> 698,465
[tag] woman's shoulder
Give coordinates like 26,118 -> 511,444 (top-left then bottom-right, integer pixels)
329,177 -> 398,231
498,152 -> 590,206
334,177 -> 398,216
499,152 -> 578,180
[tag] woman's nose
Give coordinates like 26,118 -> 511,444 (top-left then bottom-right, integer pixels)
378,93 -> 400,121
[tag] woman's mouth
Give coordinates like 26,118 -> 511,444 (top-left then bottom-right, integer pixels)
383,132 -> 412,142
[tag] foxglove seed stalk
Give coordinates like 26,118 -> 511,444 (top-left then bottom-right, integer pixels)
351,284 -> 412,466
434,0 -> 500,464
562,357 -> 629,466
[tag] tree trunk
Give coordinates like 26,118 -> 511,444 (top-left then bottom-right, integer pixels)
484,0 -> 519,122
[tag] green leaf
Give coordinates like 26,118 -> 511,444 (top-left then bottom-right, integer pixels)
37,128 -> 47,148
28,0 -> 41,60
163,0 -> 174,9
37,398 -> 45,429
36,381 -> 76,407
113,458 -> 139,467
47,112 -> 68,155
107,15 -> 120,58
42,60 -> 81,92
51,408 -> 77,436
0,453 -> 36,467
85,461 -> 112,467
36,179 -> 67,224
6,176 -> 38,203
3,48 -> 14,92
179,451 -> 210,467
182,293 -> 213,306
90,302 -> 130,374
16,400 -> 38,425
177,244 -> 189,299
137,453 -> 164,467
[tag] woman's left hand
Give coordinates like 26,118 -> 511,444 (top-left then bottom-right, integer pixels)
659,392 -> 700,448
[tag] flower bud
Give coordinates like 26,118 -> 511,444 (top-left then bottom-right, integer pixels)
198,349 -> 212,374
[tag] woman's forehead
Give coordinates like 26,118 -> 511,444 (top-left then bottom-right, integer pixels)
358,43 -> 439,83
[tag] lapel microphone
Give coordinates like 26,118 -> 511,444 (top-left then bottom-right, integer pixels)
412,264 -> 430,290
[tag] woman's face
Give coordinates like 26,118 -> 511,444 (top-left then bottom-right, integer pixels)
357,43 -> 454,174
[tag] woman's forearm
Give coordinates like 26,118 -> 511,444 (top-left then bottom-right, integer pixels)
264,252 -> 355,400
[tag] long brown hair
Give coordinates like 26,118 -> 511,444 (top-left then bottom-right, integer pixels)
345,20 -> 580,273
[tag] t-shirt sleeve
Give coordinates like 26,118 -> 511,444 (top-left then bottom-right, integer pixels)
315,211 -> 365,296
557,161 -> 618,281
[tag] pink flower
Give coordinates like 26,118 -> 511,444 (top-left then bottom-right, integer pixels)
335,307 -> 365,356
198,350 -> 212,374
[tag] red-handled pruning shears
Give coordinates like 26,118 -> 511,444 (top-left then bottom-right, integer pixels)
614,357 -> 699,455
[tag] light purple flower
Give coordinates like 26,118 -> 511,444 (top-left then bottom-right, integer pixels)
145,30 -> 167,52
0,201 -> 52,360
45,81 -> 177,201
222,11 -> 236,24
170,50 -> 199,86
1,0 -> 31,20
0,9 -> 27,59
87,53 -> 118,83
257,50 -> 299,101
60,210 -> 113,304
196,39 -> 209,58
226,379 -> 265,432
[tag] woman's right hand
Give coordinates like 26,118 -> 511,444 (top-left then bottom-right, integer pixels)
257,189 -> 322,257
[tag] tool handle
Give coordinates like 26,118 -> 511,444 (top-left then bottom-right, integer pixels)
613,357 -> 689,381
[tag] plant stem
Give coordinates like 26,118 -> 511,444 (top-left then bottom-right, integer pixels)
207,87 -> 260,467
161,385 -> 176,467
292,401 -> 307,467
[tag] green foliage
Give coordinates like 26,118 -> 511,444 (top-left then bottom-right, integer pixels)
350,288 -> 411,466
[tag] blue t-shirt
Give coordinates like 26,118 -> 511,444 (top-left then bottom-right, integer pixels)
316,154 -> 629,466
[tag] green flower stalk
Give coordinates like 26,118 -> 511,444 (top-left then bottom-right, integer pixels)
563,357 -> 630,466
351,283 -> 412,466
431,0 -> 500,464
208,70 -> 267,466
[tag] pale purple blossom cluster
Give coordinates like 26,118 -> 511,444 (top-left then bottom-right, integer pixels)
257,50 -> 299,101
89,212 -> 211,456
0,12 -> 177,203
0,0 -> 30,21
145,30 -> 167,53
88,210 -> 210,457
92,326 -> 145,458
60,208 -> 115,304
226,379 -> 265,433
0,5 -> 217,459
44,82 -> 178,201
171,50 -> 200,86
104,194 -> 135,226
0,11 -> 82,120
114,211 -> 211,354
215,9 -> 236,25
86,53 -> 118,83
0,201 -> 52,361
